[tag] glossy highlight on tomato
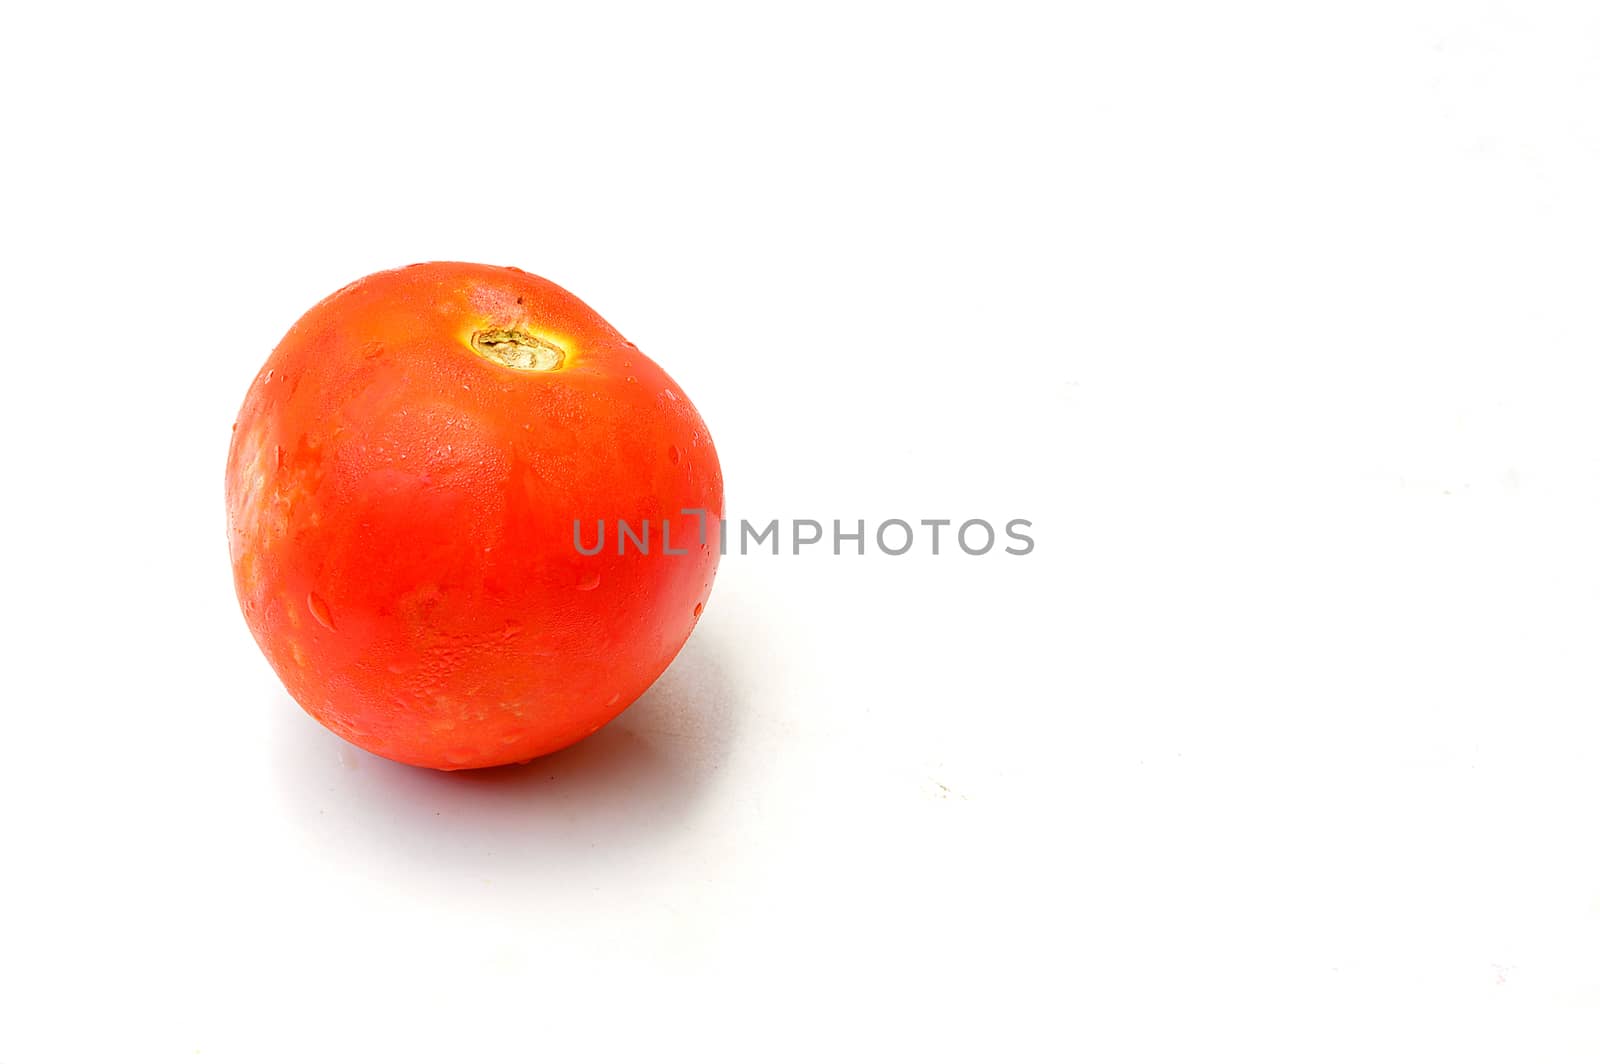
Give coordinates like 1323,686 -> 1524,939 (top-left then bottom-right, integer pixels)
225,263 -> 722,769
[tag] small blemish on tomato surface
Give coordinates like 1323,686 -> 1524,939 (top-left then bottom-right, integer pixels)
307,592 -> 336,631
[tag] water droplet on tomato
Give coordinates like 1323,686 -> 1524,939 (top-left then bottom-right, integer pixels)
668,445 -> 681,464
606,693 -> 621,707
307,592 -> 336,631
577,572 -> 601,591
693,602 -> 703,618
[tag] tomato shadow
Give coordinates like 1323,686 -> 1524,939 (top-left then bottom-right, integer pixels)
270,628 -> 744,886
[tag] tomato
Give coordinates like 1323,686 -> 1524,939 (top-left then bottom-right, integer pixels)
225,263 -> 722,770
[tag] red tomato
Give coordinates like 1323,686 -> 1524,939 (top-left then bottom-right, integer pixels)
225,263 -> 722,770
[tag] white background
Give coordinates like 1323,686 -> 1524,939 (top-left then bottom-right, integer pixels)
3,2 -> 1599,1060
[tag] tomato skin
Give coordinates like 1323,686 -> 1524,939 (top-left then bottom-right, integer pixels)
225,263 -> 722,770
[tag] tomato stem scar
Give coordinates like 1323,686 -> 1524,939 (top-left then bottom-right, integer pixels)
469,328 -> 565,371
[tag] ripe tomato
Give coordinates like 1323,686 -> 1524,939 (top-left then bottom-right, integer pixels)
225,263 -> 722,770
